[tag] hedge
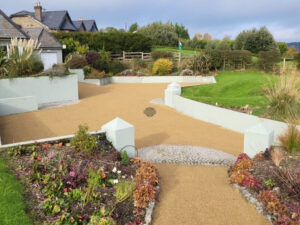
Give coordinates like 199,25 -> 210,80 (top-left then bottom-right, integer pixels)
52,31 -> 152,54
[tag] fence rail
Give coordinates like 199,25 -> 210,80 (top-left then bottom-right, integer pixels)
111,51 -> 193,62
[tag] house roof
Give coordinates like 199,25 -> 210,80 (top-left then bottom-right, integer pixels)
73,20 -> 86,31
0,9 -> 29,39
82,20 -> 98,32
23,28 -> 62,49
11,10 -> 77,31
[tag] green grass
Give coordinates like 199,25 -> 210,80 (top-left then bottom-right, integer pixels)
152,46 -> 198,56
181,71 -> 276,116
0,158 -> 32,225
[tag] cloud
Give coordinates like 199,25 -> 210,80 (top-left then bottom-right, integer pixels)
2,0 -> 300,42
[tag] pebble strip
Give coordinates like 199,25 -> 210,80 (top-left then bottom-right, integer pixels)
137,145 -> 237,166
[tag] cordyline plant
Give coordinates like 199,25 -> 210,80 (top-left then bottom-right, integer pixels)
8,37 -> 41,64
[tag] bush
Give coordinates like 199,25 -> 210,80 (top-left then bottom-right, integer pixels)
93,58 -> 109,73
152,58 -> 173,75
295,53 -> 300,70
279,124 -> 300,153
109,61 -> 126,75
6,56 -> 44,77
52,31 -> 152,54
151,51 -> 174,61
41,64 -> 69,77
83,65 -> 92,76
85,68 -> 106,79
265,72 -> 300,120
85,51 -> 100,65
189,52 -> 210,75
132,58 -> 147,71
31,57 -> 44,74
66,55 -> 88,69
70,124 -> 97,156
258,50 -> 281,72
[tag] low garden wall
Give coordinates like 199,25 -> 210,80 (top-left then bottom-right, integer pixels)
164,83 -> 288,156
0,75 -> 79,116
70,69 -> 216,85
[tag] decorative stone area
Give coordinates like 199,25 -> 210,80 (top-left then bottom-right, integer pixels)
138,145 -> 237,166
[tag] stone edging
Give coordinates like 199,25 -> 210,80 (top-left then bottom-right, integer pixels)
144,185 -> 160,225
232,184 -> 273,225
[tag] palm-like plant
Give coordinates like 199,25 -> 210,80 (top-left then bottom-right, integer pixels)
8,38 -> 41,63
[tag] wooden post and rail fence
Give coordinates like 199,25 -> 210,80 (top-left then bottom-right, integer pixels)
111,51 -> 190,63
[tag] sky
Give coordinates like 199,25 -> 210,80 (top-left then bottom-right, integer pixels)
1,0 -> 300,42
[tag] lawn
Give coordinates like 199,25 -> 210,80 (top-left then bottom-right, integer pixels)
152,46 -> 198,56
0,158 -> 31,225
181,71 -> 274,116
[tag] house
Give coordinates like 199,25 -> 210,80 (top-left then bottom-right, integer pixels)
10,2 -> 78,32
73,19 -> 98,32
10,2 -> 99,33
0,9 -> 63,70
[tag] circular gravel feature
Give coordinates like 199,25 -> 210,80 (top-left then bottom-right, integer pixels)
138,145 -> 237,166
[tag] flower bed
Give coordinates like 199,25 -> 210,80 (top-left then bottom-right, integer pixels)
229,151 -> 300,225
1,127 -> 159,225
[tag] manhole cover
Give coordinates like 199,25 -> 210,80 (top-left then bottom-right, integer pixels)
144,107 -> 156,117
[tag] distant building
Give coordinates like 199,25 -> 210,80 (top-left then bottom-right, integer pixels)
0,9 -> 63,70
10,2 -> 98,32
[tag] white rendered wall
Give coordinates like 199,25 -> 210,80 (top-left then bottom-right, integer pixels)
0,96 -> 38,116
0,75 -> 79,105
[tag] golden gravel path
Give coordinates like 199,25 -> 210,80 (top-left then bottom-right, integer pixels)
0,82 -> 269,225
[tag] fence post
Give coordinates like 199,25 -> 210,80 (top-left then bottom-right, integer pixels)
141,52 -> 144,60
123,51 -> 126,63
179,52 -> 181,63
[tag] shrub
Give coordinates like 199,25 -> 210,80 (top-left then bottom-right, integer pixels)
151,51 -> 174,61
133,184 -> 156,208
257,190 -> 287,215
279,124 -> 300,154
31,58 -> 44,74
70,124 -> 97,155
295,53 -> 300,70
132,58 -> 147,71
86,51 -> 100,65
42,64 -> 69,77
258,50 -> 281,72
85,69 -> 106,79
135,161 -> 159,186
83,65 -> 92,75
109,61 -> 126,75
66,55 -> 88,69
152,58 -> 173,75
265,72 -> 300,120
93,50 -> 111,73
52,31 -> 152,54
189,52 -> 210,75
121,151 -> 130,166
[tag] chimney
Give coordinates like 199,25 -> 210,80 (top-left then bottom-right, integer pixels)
34,2 -> 42,22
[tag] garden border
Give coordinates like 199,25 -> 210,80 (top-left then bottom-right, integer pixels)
70,69 -> 216,85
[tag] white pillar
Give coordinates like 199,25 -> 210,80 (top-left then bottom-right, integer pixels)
101,117 -> 136,157
244,123 -> 274,158
164,82 -> 181,107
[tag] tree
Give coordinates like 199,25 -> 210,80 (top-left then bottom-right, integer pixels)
193,33 -> 202,40
129,22 -> 138,33
203,33 -> 212,40
235,27 -> 278,54
138,22 -> 178,46
175,23 -> 190,39
277,42 -> 288,56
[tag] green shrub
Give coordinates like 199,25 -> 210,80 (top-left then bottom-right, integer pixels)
265,72 -> 300,120
6,56 -> 44,77
66,55 -> 88,69
151,51 -> 174,61
258,50 -> 281,72
279,124 -> 300,154
109,61 -> 126,75
93,50 -> 111,73
83,65 -> 92,75
133,58 -> 147,71
152,58 -> 173,75
31,58 -> 44,73
189,52 -> 210,75
52,31 -> 152,54
121,151 -> 130,166
70,124 -> 97,155
294,53 -> 300,70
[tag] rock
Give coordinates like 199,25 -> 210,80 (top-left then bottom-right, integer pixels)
121,69 -> 137,76
180,69 -> 194,76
